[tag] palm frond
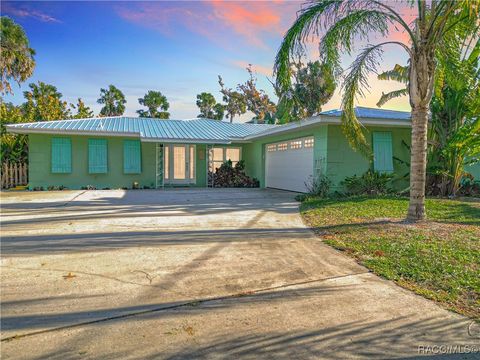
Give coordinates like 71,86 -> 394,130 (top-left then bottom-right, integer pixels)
376,88 -> 409,107
319,9 -> 394,72
377,64 -> 409,83
274,0 -> 409,92
274,0 -> 341,91
341,43 -> 388,156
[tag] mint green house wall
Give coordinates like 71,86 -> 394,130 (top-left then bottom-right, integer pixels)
243,125 -> 329,188
28,134 -> 247,189
465,163 -> 480,179
325,125 -> 411,190
242,124 -> 411,191
29,134 -> 157,189
27,124 -> 411,191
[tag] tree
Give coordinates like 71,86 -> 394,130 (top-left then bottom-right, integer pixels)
276,60 -> 336,122
196,92 -> 224,120
0,17 -> 35,95
0,100 -> 28,163
218,76 -> 247,123
376,32 -> 480,197
22,81 -> 70,121
137,90 -> 170,119
275,0 -> 479,220
97,85 -> 126,116
237,65 -> 276,123
70,98 -> 94,119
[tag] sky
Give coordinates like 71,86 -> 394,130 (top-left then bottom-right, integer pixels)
2,0 -> 412,121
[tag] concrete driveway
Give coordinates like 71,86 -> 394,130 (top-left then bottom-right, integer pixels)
1,189 -> 477,359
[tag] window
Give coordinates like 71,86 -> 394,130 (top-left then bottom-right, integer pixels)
164,145 -> 169,179
88,139 -> 107,174
123,140 -> 141,174
173,145 -> 186,179
267,144 -> 276,152
190,145 -> 195,179
51,138 -> 72,173
226,148 -> 240,167
209,147 -> 241,171
277,143 -> 288,151
290,140 -> 302,149
373,132 -> 394,173
304,137 -> 314,148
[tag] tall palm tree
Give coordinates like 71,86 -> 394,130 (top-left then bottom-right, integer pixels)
275,0 -> 479,221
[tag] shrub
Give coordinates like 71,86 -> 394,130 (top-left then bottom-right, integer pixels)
458,174 -> 480,196
47,185 -> 66,191
305,175 -> 331,198
342,170 -> 394,196
212,160 -> 259,188
295,193 -> 308,202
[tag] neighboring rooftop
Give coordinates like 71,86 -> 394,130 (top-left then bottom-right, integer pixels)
320,106 -> 411,120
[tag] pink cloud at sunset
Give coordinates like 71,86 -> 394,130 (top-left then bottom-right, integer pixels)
115,0 -> 299,50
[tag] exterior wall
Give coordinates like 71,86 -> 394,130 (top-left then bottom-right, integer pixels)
326,125 -> 411,190
243,124 -> 411,192
465,162 -> 480,180
26,125 -> 411,191
27,134 -> 249,190
29,134 -> 157,189
243,125 -> 329,188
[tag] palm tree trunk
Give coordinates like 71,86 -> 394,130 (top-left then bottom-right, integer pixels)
408,105 -> 429,220
407,47 -> 435,221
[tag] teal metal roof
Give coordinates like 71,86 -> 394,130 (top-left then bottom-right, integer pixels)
6,107 -> 411,143
6,117 -> 276,143
320,106 -> 410,120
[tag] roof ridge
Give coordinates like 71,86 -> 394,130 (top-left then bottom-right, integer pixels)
355,106 -> 410,113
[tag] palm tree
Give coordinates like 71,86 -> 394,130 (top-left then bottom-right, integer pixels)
0,16 -> 36,95
137,90 -> 170,119
275,0 -> 479,220
97,85 -> 126,117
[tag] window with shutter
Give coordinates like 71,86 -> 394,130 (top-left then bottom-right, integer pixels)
373,132 -> 394,173
88,139 -> 108,174
123,140 -> 141,174
51,138 -> 72,173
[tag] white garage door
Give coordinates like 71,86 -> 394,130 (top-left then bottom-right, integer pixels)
265,137 -> 314,192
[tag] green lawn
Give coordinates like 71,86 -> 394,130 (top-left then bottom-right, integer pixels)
300,196 -> 480,319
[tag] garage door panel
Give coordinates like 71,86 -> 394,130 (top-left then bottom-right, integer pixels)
265,137 -> 314,193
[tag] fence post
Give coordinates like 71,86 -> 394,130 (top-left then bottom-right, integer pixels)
0,162 -> 28,189
14,163 -> 18,186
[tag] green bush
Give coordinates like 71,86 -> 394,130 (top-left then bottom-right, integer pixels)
212,160 -> 259,188
341,170 -> 394,196
305,175 -> 331,198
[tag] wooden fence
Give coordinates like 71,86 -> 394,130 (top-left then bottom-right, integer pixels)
1,162 -> 28,189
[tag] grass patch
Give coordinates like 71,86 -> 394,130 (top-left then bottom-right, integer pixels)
300,196 -> 480,319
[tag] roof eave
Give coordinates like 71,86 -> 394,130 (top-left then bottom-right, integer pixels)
5,126 -> 141,138
244,115 -> 411,140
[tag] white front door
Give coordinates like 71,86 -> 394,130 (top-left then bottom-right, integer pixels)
164,144 -> 196,185
265,137 -> 314,192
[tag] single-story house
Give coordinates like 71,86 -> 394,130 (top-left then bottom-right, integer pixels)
6,106 -> 414,192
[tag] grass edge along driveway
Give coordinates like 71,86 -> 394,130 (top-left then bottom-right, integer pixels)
300,196 -> 480,320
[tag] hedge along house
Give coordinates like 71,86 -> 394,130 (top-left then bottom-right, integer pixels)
6,107 -> 413,192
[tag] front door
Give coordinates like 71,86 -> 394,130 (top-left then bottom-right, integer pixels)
164,144 -> 196,185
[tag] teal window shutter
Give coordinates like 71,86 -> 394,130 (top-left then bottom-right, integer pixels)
88,139 -> 108,174
373,132 -> 394,173
51,138 -> 72,173
123,140 -> 141,174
